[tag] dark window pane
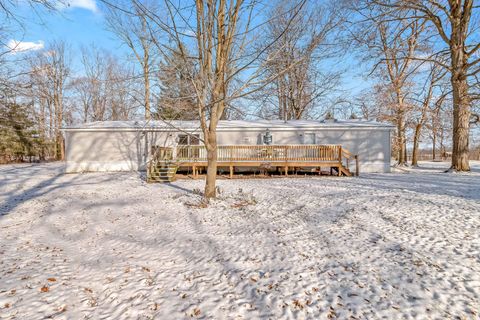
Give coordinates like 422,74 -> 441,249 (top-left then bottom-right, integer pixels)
190,134 -> 200,145
178,134 -> 189,145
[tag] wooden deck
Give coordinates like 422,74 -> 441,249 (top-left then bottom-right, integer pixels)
147,145 -> 358,182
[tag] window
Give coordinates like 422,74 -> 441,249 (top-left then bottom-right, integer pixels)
178,134 -> 189,145
190,134 -> 200,145
303,133 -> 316,144
178,134 -> 200,145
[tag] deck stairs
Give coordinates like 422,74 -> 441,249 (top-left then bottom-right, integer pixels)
336,165 -> 353,177
147,161 -> 178,183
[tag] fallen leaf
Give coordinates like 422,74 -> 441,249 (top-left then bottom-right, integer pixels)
327,306 -> 337,319
193,307 -> 201,316
293,300 -> 304,309
47,278 -> 56,282
40,285 -> 49,293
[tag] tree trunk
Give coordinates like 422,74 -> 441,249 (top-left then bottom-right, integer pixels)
144,62 -> 151,120
432,132 -> 436,161
396,113 -> 406,165
56,133 -> 65,160
54,89 -> 64,160
412,123 -> 422,166
449,2 -> 471,171
451,76 -> 470,170
204,132 -> 218,198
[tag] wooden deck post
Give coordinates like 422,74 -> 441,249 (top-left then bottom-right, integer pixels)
193,165 -> 197,179
229,165 -> 234,178
284,166 -> 288,176
338,146 -> 343,176
355,155 -> 359,176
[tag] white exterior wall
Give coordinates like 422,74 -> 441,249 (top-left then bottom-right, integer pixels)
65,127 -> 392,173
215,129 -> 391,173
65,131 -> 175,173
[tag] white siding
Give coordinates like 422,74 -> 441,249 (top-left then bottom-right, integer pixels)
65,127 -> 392,173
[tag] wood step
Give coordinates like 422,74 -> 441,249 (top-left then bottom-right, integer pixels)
147,176 -> 176,182
151,169 -> 177,174
155,169 -> 177,172
339,166 -> 353,177
148,162 -> 178,183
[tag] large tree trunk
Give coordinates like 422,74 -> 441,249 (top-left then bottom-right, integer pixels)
204,132 -> 218,199
412,123 -> 422,166
449,2 -> 471,171
432,132 -> 436,161
396,112 -> 406,165
450,76 -> 470,170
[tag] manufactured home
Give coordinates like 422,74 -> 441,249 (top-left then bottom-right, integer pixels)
64,119 -> 394,179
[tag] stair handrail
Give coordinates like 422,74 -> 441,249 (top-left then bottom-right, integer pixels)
341,148 -> 359,176
146,147 -> 164,179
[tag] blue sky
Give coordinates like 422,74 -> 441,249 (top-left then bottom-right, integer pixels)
7,0 -> 371,97
9,1 -> 129,69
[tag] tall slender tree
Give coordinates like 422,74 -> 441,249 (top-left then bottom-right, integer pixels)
368,0 -> 480,170
104,0 -> 157,120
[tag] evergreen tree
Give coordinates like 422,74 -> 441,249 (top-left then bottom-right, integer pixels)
0,102 -> 38,162
155,44 -> 198,120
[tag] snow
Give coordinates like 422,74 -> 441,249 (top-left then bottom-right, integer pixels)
1,161 -> 479,319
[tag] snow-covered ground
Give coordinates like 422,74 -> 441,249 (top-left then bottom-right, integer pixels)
0,161 -> 479,319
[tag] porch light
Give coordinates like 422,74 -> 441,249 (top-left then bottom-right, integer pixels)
263,128 -> 272,145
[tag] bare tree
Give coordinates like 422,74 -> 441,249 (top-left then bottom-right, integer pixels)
410,64 -> 447,166
367,0 -> 480,170
29,41 -> 70,160
1,1 -> 65,99
104,0 -> 157,120
259,0 -> 344,120
106,61 -> 140,121
74,46 -> 141,122
352,4 -> 427,165
104,0 -> 309,198
80,45 -> 110,121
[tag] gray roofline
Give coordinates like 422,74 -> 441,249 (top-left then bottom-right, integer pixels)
63,126 -> 394,132
63,120 -> 395,132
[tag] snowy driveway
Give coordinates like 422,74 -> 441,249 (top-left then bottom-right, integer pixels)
1,162 -> 479,319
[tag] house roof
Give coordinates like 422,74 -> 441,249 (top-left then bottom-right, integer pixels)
64,119 -> 395,132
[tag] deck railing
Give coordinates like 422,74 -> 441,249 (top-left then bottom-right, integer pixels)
149,144 -> 359,177
175,145 -> 343,162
